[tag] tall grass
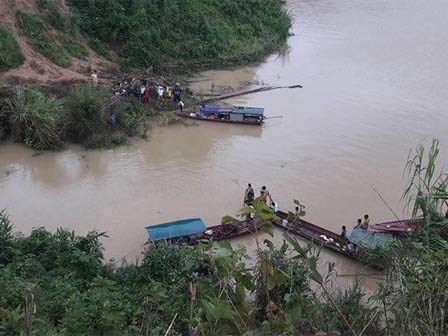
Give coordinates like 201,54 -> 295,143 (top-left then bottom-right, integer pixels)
4,87 -> 64,150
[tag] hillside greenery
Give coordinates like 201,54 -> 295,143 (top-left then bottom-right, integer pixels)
68,0 -> 291,70
0,141 -> 447,335
0,26 -> 25,71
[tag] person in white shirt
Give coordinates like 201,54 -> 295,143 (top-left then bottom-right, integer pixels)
140,84 -> 146,102
157,85 -> 164,100
362,214 -> 370,229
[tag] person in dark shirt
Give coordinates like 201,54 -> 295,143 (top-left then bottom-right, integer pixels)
341,226 -> 347,238
173,83 -> 182,103
244,183 -> 255,206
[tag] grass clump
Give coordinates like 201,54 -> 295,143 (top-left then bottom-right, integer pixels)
3,87 -> 64,150
16,11 -> 71,68
0,26 -> 25,71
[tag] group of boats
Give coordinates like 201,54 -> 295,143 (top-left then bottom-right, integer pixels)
165,102 -> 420,265
145,209 -> 420,266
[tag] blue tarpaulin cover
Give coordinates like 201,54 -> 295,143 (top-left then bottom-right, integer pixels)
200,105 -> 232,114
145,218 -> 207,241
232,106 -> 264,116
200,105 -> 264,116
349,228 -> 394,249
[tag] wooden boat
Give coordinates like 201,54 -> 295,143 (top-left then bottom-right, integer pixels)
370,219 -> 420,235
273,211 -> 419,263
145,218 -> 257,245
274,211 -> 358,259
176,104 -> 264,126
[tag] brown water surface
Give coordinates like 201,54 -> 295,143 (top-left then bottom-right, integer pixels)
1,0 -> 447,288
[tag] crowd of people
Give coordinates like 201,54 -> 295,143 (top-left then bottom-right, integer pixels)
139,81 -> 184,110
90,70 -> 187,112
139,82 -> 180,103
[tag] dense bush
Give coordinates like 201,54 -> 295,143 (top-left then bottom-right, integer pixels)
0,85 -> 153,150
3,87 -> 64,150
65,84 -> 109,143
69,0 -> 291,70
0,26 -> 25,71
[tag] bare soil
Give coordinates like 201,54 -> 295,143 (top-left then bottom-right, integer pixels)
0,0 -> 117,84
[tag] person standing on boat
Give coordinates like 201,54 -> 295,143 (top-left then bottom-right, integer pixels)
259,186 -> 270,203
178,100 -> 185,112
354,218 -> 362,229
173,83 -> 182,103
340,226 -> 347,239
270,201 -> 279,213
362,214 -> 370,229
244,183 -> 255,206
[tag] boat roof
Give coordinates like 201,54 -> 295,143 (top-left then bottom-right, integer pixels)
145,218 -> 206,241
200,104 -> 264,116
349,228 -> 394,249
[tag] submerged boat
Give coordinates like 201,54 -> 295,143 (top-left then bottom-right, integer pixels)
274,211 -> 358,259
145,217 -> 257,245
176,104 -> 265,125
274,211 -> 418,264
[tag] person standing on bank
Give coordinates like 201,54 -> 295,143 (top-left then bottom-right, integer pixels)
173,83 -> 182,103
91,70 -> 98,89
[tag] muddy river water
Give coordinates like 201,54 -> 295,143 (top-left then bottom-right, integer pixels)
1,0 -> 448,289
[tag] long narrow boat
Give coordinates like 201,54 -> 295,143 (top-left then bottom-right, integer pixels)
274,211 -> 358,259
273,211 -> 418,263
145,218 -> 257,245
176,104 -> 265,126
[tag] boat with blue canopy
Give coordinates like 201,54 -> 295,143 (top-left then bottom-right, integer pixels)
145,218 -> 207,241
145,217 -> 258,244
273,210 -> 419,268
176,104 -> 265,125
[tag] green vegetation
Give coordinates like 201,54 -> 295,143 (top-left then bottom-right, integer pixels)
1,142 -> 447,335
0,26 -> 25,71
16,11 -> 71,68
0,84 -> 183,150
69,0 -> 291,70
3,86 -> 64,150
61,37 -> 88,59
